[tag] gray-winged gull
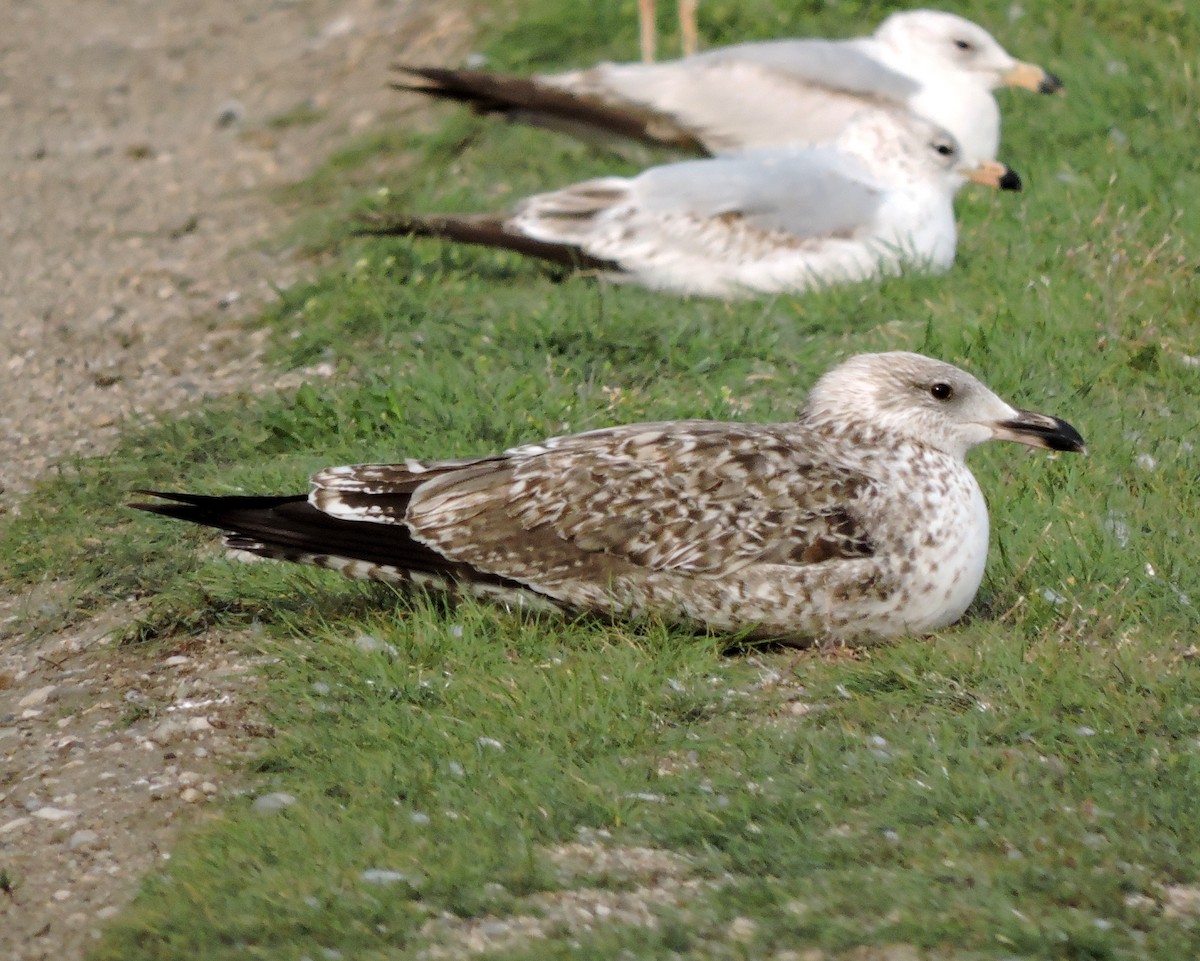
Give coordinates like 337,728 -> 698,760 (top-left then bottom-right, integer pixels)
392,9 -> 1062,162
357,111 -> 1021,298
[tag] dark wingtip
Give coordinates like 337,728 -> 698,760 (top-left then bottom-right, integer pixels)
1038,72 -> 1065,95
998,166 -> 1023,192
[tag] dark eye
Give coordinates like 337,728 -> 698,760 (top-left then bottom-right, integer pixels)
930,382 -> 953,400
933,141 -> 954,156
954,39 -> 973,51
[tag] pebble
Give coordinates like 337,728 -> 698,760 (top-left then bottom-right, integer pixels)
729,916 -> 758,942
200,781 -> 219,795
18,684 -> 56,707
354,634 -> 398,657
0,817 -> 31,834
178,770 -> 201,786
361,869 -> 420,887
187,716 -> 213,733
53,889 -> 72,902
33,806 -> 77,822
151,719 -> 184,744
477,737 -> 504,751
164,655 -> 190,667
180,787 -> 204,803
253,792 -> 296,813
68,829 -> 100,849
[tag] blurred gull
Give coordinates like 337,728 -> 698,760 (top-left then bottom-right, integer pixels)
392,9 -> 1062,162
357,112 -> 1021,298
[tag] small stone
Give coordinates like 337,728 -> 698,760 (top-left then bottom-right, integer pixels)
151,719 -> 183,744
253,792 -> 296,813
216,99 -> 245,128
96,906 -> 120,920
0,817 -> 31,834
354,634 -> 398,657
180,787 -> 203,803
312,681 -> 331,695
410,811 -> 431,826
53,889 -> 72,902
361,869 -> 420,887
33,806 -> 76,822
477,736 -> 504,751
164,655 -> 190,667
186,716 -> 213,733
68,829 -> 100,849
18,684 -> 56,707
729,916 -> 758,942
177,771 -> 201,786
200,781 -> 218,795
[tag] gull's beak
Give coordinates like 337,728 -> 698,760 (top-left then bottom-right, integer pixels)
1004,61 -> 1064,95
992,408 -> 1086,453
964,160 -> 1022,192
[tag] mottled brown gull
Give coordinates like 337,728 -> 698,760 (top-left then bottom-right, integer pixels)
392,9 -> 1062,162
133,353 -> 1084,644
357,112 -> 1021,299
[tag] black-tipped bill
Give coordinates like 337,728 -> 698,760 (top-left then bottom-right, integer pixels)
964,160 -> 1022,192
1038,71 -> 1065,95
995,409 -> 1086,453
998,166 -> 1022,192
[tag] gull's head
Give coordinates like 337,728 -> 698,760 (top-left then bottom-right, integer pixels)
836,113 -> 1021,194
874,10 -> 1063,95
803,352 -> 1085,461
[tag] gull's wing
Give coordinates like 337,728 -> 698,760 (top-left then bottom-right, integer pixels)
511,150 -> 885,257
549,40 -> 920,152
314,422 -> 879,591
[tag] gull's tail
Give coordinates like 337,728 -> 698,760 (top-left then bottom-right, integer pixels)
353,212 -> 622,273
130,490 -> 513,590
391,64 -> 707,153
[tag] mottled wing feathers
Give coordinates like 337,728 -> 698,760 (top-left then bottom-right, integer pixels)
402,423 -> 878,582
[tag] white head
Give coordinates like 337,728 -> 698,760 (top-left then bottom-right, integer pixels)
802,352 -> 1085,461
873,10 -> 1062,93
835,112 -> 1022,194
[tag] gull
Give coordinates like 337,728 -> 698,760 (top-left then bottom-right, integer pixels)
392,9 -> 1062,162
357,112 -> 1021,299
133,352 -> 1084,644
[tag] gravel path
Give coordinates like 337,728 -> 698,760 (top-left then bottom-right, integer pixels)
0,2 -> 468,956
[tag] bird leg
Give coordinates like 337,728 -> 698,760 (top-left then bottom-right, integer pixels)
638,0 -> 657,63
679,0 -> 698,56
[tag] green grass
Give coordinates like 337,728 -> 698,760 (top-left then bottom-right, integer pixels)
2,0 -> 1199,957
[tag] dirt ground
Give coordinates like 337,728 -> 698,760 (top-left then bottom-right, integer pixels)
0,2 -> 470,957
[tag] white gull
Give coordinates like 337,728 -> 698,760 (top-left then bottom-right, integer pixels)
393,9 -> 1062,163
358,111 -> 1020,299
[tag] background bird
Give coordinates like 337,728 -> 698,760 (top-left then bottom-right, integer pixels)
357,112 -> 1020,298
392,9 -> 1062,161
134,353 -> 1083,644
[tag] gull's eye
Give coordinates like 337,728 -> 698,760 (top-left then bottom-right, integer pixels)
930,382 -> 953,400
954,39 -> 974,51
933,141 -> 955,157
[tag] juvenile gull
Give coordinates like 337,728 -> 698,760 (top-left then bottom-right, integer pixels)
133,353 -> 1084,644
392,9 -> 1062,162
358,112 -> 1020,299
